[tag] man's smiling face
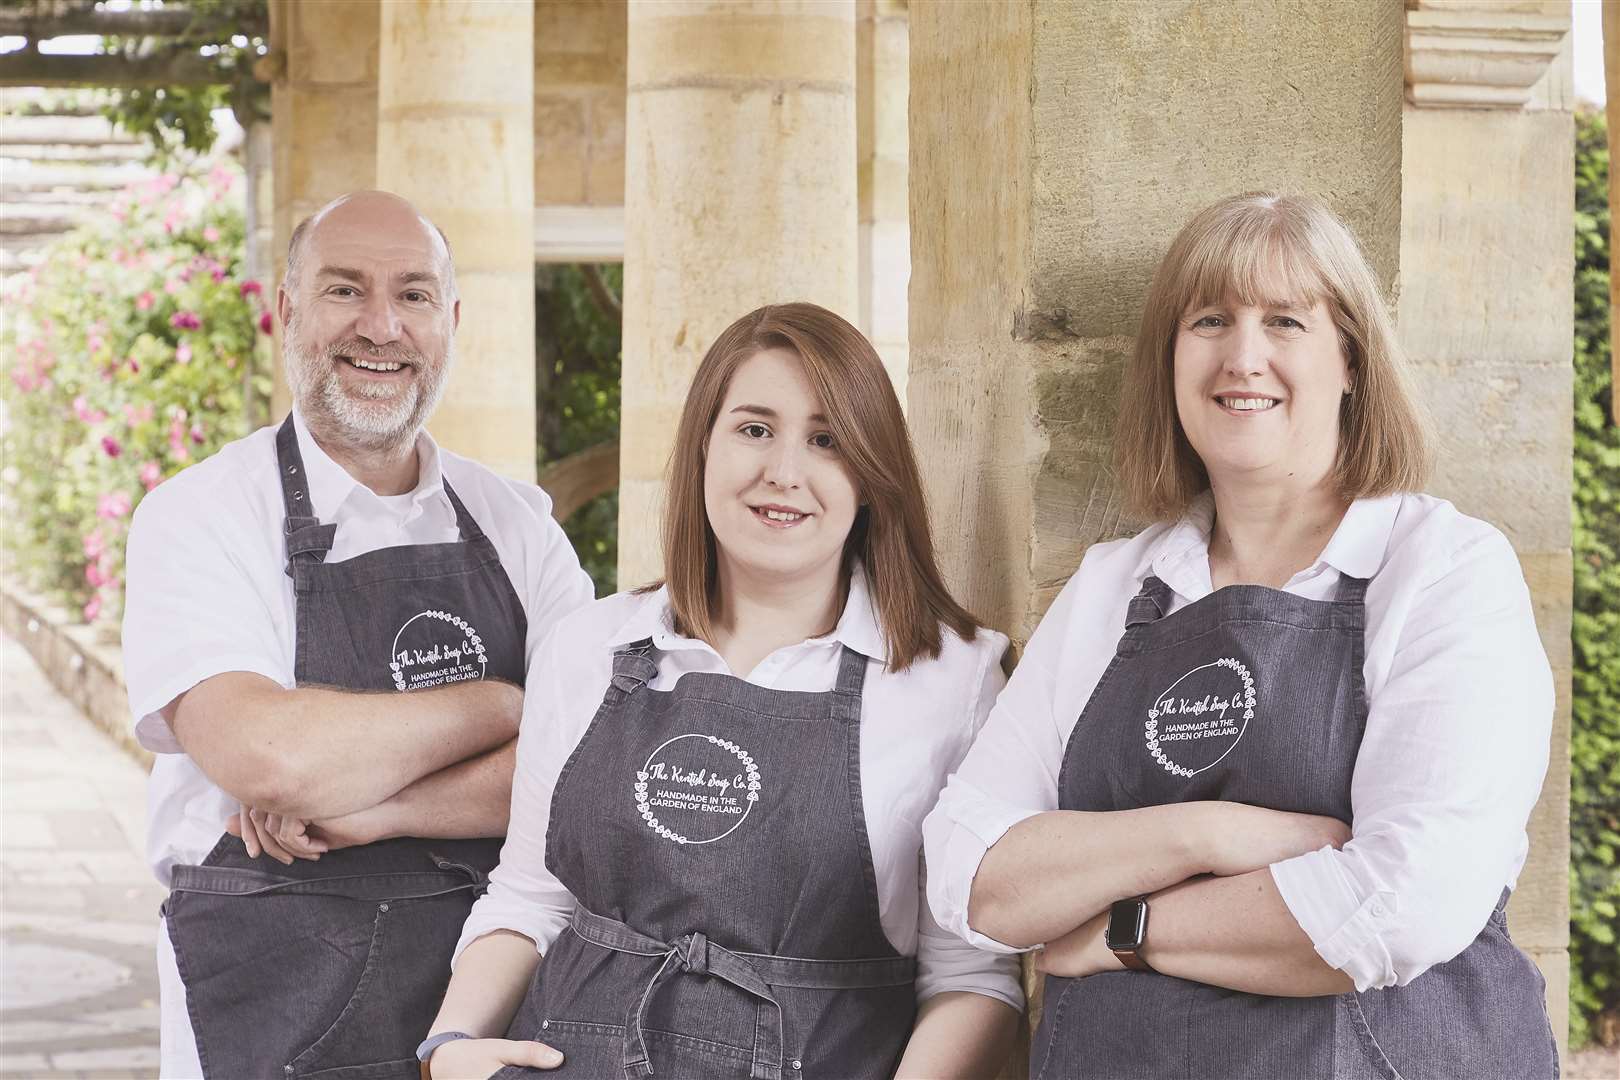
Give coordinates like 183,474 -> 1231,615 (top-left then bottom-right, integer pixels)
279,192 -> 459,454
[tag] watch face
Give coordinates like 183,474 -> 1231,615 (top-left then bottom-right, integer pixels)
1105,900 -> 1147,951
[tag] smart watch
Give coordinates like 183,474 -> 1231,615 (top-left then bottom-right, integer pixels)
415,1030 -> 473,1070
1105,896 -> 1153,972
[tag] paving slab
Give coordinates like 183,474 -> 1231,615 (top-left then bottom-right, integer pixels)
0,631 -> 161,1077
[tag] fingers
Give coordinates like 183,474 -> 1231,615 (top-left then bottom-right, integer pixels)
237,804 -> 260,858
505,1042 -> 565,1070
272,814 -> 327,861
248,808 -> 294,865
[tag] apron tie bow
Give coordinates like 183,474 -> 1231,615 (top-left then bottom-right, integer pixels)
676,931 -> 710,975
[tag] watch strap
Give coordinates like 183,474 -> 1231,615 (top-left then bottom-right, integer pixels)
416,1030 -> 473,1063
1111,945 -> 1153,972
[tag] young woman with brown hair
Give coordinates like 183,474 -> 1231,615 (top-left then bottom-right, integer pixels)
421,303 -> 1022,1079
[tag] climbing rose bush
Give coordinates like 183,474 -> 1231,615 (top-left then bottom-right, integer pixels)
0,165 -> 272,627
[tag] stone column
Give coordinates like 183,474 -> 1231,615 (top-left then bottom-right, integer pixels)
1400,0 -> 1574,1052
266,0 -> 380,418
1606,0 -> 1620,419
375,0 -> 536,483
909,0 -> 1403,642
617,0 -> 858,587
857,0 -> 909,399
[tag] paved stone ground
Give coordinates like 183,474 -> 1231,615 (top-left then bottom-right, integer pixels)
1,631 -> 162,1079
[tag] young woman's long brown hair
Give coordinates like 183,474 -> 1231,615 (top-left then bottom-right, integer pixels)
654,302 -> 980,671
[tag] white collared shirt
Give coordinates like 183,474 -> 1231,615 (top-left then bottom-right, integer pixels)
455,571 -> 1025,1009
122,409 -> 595,882
921,492 -> 1553,993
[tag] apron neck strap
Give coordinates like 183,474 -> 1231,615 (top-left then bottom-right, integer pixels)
275,414 -> 336,571
610,638 -> 659,695
833,645 -> 869,698
441,477 -> 484,542
1125,575 -> 1175,628
1333,574 -> 1370,605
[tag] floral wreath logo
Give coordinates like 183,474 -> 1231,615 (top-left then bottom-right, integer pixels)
388,609 -> 487,692
1144,656 -> 1256,779
633,733 -> 762,845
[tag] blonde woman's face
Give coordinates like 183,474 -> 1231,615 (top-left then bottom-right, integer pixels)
1172,294 -> 1351,489
703,347 -> 859,592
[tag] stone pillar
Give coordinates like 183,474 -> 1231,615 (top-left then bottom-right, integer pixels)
376,0 -> 537,483
242,118 -> 274,427
857,0 -> 908,399
266,0 -> 380,418
909,0 -> 1403,643
617,0 -> 858,587
1399,0 -> 1574,1052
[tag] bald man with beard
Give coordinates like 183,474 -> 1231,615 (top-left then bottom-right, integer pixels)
122,191 -> 594,1078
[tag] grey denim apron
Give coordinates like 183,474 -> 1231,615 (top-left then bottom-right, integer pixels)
494,639 -> 918,1080
163,415 -> 526,1079
1030,573 -> 1559,1080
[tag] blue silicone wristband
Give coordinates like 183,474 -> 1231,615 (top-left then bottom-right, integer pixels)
415,1030 -> 474,1063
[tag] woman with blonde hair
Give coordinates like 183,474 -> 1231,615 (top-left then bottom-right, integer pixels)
923,192 -> 1558,1078
420,303 -> 1021,1078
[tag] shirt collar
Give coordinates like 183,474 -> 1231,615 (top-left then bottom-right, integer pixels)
290,408 -> 447,520
1145,490 -> 1400,598
605,563 -> 891,664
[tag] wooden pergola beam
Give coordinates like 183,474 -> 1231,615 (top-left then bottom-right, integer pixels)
0,49 -> 225,88
0,6 -> 265,40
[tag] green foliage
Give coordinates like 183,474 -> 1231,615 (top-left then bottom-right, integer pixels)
101,0 -> 269,157
1572,107 -> 1620,1050
536,265 -> 622,596
0,166 -> 273,627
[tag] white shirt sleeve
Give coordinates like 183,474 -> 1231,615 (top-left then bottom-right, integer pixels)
923,576 -> 1093,955
496,474 -> 596,673
1269,526 -> 1554,991
122,480 -> 290,754
913,638 -> 1024,1008
454,617 -> 594,964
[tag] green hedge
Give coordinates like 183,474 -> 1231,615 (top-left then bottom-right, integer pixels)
1572,107 -> 1620,1049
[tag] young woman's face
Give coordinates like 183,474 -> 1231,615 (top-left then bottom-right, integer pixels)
703,347 -> 859,590
1172,293 -> 1351,489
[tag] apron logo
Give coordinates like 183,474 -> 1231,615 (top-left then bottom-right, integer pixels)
388,610 -> 488,692
1144,657 -> 1256,778
633,734 -> 762,845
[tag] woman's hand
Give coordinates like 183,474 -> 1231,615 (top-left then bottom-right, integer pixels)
225,804 -> 326,863
429,1037 -> 563,1078
1200,804 -> 1350,878
1033,908 -> 1116,979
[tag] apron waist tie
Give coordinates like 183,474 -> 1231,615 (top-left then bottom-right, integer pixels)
568,907 -> 915,1080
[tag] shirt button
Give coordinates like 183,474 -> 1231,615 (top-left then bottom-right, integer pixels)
1370,901 -> 1387,918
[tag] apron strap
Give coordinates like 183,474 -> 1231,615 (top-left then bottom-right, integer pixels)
275,414 -> 337,575
833,645 -> 869,698
1124,575 -> 1176,628
568,907 -> 913,1080
610,639 -> 660,696
441,477 -> 485,543
1333,574 -> 1370,605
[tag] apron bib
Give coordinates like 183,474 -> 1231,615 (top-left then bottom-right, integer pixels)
496,641 -> 917,1080
1031,575 -> 1558,1080
164,415 -> 528,1079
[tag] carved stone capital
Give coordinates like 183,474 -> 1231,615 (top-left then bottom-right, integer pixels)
1405,1 -> 1570,109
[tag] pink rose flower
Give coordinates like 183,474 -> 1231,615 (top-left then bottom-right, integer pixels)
136,291 -> 155,311
100,435 -> 122,458
170,311 -> 202,331
82,594 -> 102,623
190,422 -> 205,445
82,530 -> 104,559
203,226 -> 220,243
97,491 -> 132,519
124,402 -> 154,425
175,343 -> 192,365
164,278 -> 182,295
140,461 -> 163,491
85,562 -> 104,588
259,311 -> 274,335
240,280 -> 263,297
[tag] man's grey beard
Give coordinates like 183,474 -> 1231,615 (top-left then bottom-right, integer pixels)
283,331 -> 450,455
